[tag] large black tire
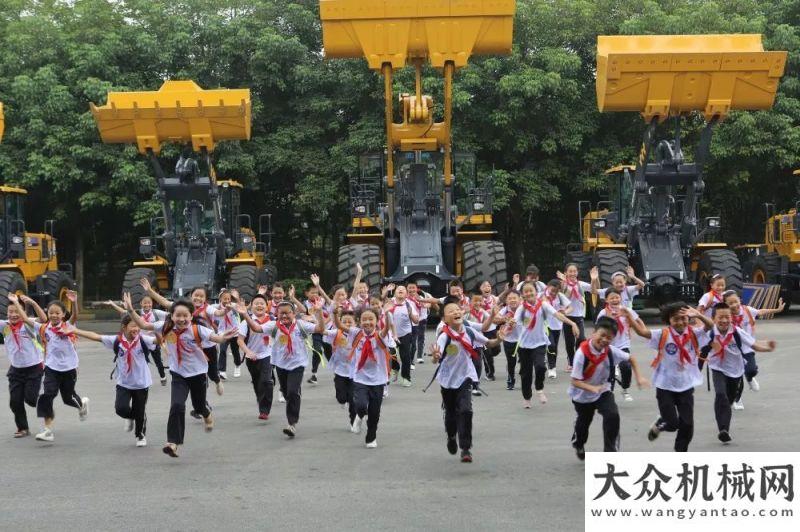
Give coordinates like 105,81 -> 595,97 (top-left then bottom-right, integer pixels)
41,270 -> 75,316
0,271 -> 27,318
122,267 -> 158,309
257,263 -> 278,286
565,250 -> 593,282
750,252 -> 780,284
697,249 -> 743,294
228,265 -> 258,304
461,240 -> 508,293
594,249 -> 629,288
337,244 -> 382,292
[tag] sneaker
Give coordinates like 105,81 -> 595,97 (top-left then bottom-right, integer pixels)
565,365 -> 573,372
190,410 -> 201,419
391,370 -> 399,383
574,445 -> 585,461
203,414 -> 215,432
160,376 -> 168,386
162,443 -> 179,457
215,381 -> 224,396
447,437 -> 457,455
647,419 -> 661,442
351,416 -> 363,434
547,369 -> 557,379
233,366 -> 242,378
136,437 -> 147,448
79,397 -> 89,421
537,390 -> 548,404
472,388 -> 481,396
523,399 -> 532,409
219,371 -> 228,381
278,392 -> 286,403
615,366 -> 621,380
416,358 -> 425,364
401,378 -> 411,388
460,450 -> 473,463
748,378 -> 760,392
507,381 -> 515,391
124,419 -> 134,432
622,389 -> 633,402
366,440 -> 378,449
13,429 -> 30,438
383,388 -> 389,398
258,413 -> 269,421
487,374 -> 495,381
283,425 -> 296,438
718,430 -> 732,444
35,427 -> 54,442
307,374 -> 318,385
733,400 -> 744,411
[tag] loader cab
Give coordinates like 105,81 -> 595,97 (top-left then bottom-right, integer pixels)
604,165 -> 635,229
0,187 -> 27,260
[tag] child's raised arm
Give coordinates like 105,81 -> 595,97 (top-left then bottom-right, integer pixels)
105,300 -> 126,315
67,290 -> 79,324
71,327 -> 103,343
140,278 -> 171,309
123,293 -> 156,331
234,302 -> 265,333
756,298 -> 785,317
620,307 -> 651,339
19,294 -> 47,322
7,294 -> 37,327
349,262 -> 363,301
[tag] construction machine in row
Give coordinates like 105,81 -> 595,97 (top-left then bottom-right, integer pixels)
570,34 -> 786,307
91,81 -> 276,306
320,0 -> 513,295
0,102 -> 75,316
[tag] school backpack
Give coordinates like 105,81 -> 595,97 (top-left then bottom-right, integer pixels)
699,329 -> 743,369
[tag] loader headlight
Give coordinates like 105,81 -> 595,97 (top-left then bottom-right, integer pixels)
139,238 -> 152,247
354,205 -> 367,215
707,217 -> 720,229
593,219 -> 607,229
242,236 -> 253,244
11,236 -> 24,245
472,201 -> 485,211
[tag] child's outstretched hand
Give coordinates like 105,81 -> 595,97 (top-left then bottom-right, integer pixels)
589,267 -> 599,281
234,302 -> 248,315
140,278 -> 152,292
626,265 -> 635,278
8,293 -> 19,305
289,285 -> 296,299
222,328 -> 239,340
512,273 -> 520,285
355,262 -> 362,274
556,270 -> 566,281
310,274 -> 320,287
66,290 -> 78,302
257,285 -> 268,295
122,292 -> 134,311
431,343 -> 442,363
636,376 -> 650,390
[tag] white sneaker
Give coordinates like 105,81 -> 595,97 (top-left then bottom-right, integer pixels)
615,366 -> 621,380
366,440 -> 378,449
233,366 -> 242,378
279,392 -> 286,403
537,390 -> 548,404
35,427 -> 54,442
124,419 -> 134,432
383,388 -> 389,398
416,358 -> 424,364
401,378 -> 411,388
136,436 -> 147,447
410,364 -> 416,371
748,378 -> 760,392
351,416 -> 363,434
733,400 -> 745,411
160,376 -> 168,386
548,368 -> 558,379
622,389 -> 633,402
215,381 -> 224,396
79,397 -> 89,421
219,371 -> 228,381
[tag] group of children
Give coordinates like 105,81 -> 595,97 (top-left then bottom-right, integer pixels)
0,262 -> 783,462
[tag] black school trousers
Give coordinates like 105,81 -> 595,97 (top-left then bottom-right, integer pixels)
311,334 -> 332,373
504,341 -> 518,386
563,317 -> 586,366
410,320 -> 427,360
712,369 -> 740,432
334,374 -> 356,424
115,385 -> 148,438
275,366 -> 304,425
546,329 -> 561,369
150,345 -> 166,379
518,345 -> 547,399
167,372 -> 210,445
397,333 -> 413,381
37,367 -> 82,420
8,363 -> 43,431
245,357 -> 274,415
353,382 -> 384,443
482,329 -> 499,378
218,339 -> 242,372
204,347 -> 220,384
655,387 -> 694,452
441,380 -> 473,451
571,391 -> 620,452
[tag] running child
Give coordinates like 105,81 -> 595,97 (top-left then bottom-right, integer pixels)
214,289 -> 242,380
557,264 -> 597,371
301,274 -> 333,385
595,288 -> 645,402
467,292 -> 499,385
106,297 -> 168,385
71,315 -> 157,447
591,266 -> 644,308
386,284 -> 419,387
235,295 -> 275,420
569,317 -> 648,459
407,282 -> 430,365
325,308 -> 358,428
696,274 -> 726,317
540,279 -> 572,380
494,290 -> 521,390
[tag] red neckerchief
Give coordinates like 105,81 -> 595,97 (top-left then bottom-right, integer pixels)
193,304 -> 210,327
502,305 -> 517,332
543,292 -> 558,307
172,327 -> 190,366
254,315 -> 271,345
481,295 -> 495,311
388,298 -> 406,314
565,280 -> 581,300
269,301 -> 280,317
118,335 -> 140,374
222,309 -> 235,329
706,290 -> 723,306
668,328 -> 694,366
377,312 -> 386,331
604,305 -> 626,336
442,325 -> 478,360
731,308 -> 754,332
141,310 -> 153,323
277,322 -> 296,355
522,300 -> 543,330
9,321 -> 24,348
408,296 -> 422,312
469,308 -> 484,323
356,332 -> 377,370
580,341 -> 609,380
712,329 -> 735,361
460,295 -> 470,308
340,299 -> 353,311
49,322 -> 76,342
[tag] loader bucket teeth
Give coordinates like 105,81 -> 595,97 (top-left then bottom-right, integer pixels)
319,0 -> 515,69
0,102 -> 4,142
596,34 -> 787,122
90,80 -> 251,154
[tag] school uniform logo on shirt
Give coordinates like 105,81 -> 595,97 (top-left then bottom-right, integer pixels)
445,344 -> 458,356
665,343 -> 678,356
279,335 -> 289,345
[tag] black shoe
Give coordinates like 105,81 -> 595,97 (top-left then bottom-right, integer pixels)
575,445 -> 585,461
506,382 -> 515,391
447,437 -> 457,455
718,430 -> 732,444
460,449 -> 473,463
647,419 -> 661,442
190,410 -> 201,420
488,374 -> 495,381
307,374 -> 318,385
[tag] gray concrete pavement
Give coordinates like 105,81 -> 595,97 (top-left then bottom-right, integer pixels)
1,316 -> 798,531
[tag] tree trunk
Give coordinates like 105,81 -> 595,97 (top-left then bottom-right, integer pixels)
74,224 -> 84,308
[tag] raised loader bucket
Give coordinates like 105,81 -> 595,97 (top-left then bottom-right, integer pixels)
0,102 -> 4,141
319,0 -> 515,69
597,34 -> 787,121
90,80 -> 251,154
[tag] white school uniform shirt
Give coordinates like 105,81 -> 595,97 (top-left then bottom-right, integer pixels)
646,326 -> 707,392
497,305 -> 521,342
596,286 -> 640,308
324,327 -> 355,378
562,280 -> 591,318
377,311 -> 397,345
260,319 -> 317,371
238,316 -> 272,360
407,295 -> 428,321
539,292 -> 571,331
101,334 -> 156,390
595,307 -> 639,350
697,291 -> 724,317
153,321 -> 214,378
513,300 -> 557,349
1,320 -> 43,368
350,329 -> 390,386
466,307 -> 496,332
569,341 -> 630,403
304,299 -> 332,325
139,308 -> 168,324
436,325 -> 487,389
387,298 -> 417,338
39,321 -> 79,372
192,303 -> 218,349
213,305 -> 240,334
731,306 -> 758,338
702,326 -> 755,379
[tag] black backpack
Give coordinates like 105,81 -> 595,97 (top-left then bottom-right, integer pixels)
699,329 -> 742,370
